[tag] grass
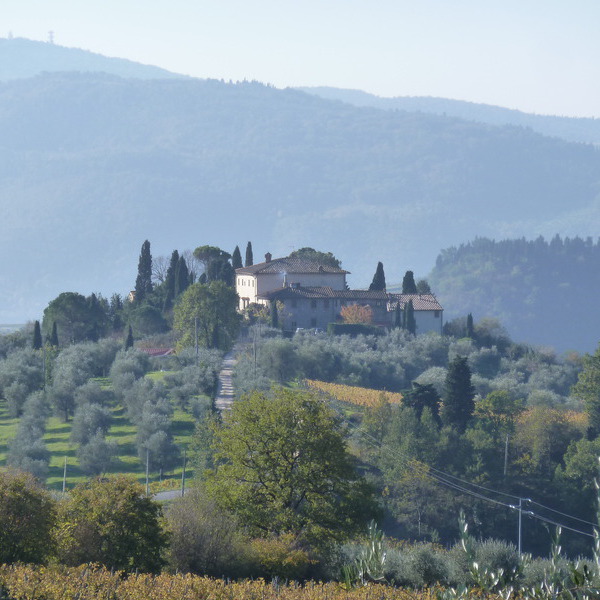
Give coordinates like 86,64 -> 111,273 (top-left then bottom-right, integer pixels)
1,371 -> 198,492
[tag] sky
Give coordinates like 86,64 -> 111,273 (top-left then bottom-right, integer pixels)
3,0 -> 600,117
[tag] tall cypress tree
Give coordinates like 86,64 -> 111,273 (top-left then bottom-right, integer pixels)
134,240 -> 153,304
368,262 -> 386,291
50,321 -> 59,347
125,325 -> 134,350
165,250 -> 179,297
245,242 -> 254,267
270,301 -> 279,328
394,302 -> 402,328
402,270 -> 418,294
232,245 -> 243,270
403,299 -> 416,335
466,313 -> 474,338
441,356 -> 475,433
33,320 -> 42,350
175,256 -> 190,297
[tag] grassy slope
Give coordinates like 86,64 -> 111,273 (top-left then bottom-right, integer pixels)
0,371 -> 197,492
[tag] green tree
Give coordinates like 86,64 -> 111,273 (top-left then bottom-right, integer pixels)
403,382 -> 441,424
50,321 -> 59,347
193,245 -> 234,285
288,247 -> 341,268
124,324 -> 134,350
56,476 -> 166,573
394,302 -> 402,328
416,279 -> 431,294
402,270 -> 417,294
270,300 -> 279,328
231,245 -> 243,269
403,299 -> 416,334
368,261 -> 386,291
205,387 -> 376,544
173,281 -> 239,351
441,356 -> 475,433
572,343 -> 600,437
32,320 -> 42,350
245,241 -> 254,267
175,255 -> 190,297
466,313 -> 475,338
134,240 -> 153,304
0,469 -> 56,564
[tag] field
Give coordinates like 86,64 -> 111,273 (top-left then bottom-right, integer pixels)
305,380 -> 402,408
0,372 -> 197,492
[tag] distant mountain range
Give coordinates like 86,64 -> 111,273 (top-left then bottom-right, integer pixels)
298,87 -> 600,146
0,37 -> 182,81
1,39 -> 600,352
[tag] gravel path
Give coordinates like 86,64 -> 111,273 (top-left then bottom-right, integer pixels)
214,344 -> 242,412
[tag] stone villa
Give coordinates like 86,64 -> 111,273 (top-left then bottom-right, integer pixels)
235,253 -> 443,334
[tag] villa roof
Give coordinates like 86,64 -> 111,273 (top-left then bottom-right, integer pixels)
388,293 -> 443,311
259,286 -> 389,301
236,257 -> 349,276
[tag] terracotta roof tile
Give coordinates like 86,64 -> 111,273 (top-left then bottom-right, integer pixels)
388,293 -> 443,311
236,257 -> 349,275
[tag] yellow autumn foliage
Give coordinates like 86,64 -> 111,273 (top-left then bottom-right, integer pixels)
0,563 -> 453,600
305,380 -> 402,408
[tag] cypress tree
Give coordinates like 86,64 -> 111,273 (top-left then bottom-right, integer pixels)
441,356 -> 475,433
125,325 -> 134,350
134,240 -> 153,304
402,270 -> 418,294
245,242 -> 254,267
466,313 -> 474,338
164,250 -> 179,297
270,301 -> 279,328
404,299 -> 416,335
394,302 -> 402,328
232,245 -> 243,270
368,262 -> 386,291
33,320 -> 42,350
175,256 -> 190,297
50,321 -> 59,347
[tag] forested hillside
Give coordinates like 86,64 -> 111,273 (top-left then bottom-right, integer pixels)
2,70 -> 600,325
300,86 -> 600,145
429,236 -> 600,352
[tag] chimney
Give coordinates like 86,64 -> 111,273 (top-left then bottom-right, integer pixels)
265,252 -> 272,263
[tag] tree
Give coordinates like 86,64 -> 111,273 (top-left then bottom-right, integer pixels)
0,469 -> 56,564
134,240 -> 153,304
205,387 -> 376,544
42,292 -> 106,345
245,241 -> 254,267
403,299 -> 416,334
402,270 -> 417,294
56,476 -> 166,573
173,281 -> 239,351
403,382 -> 441,424
572,343 -> 600,437
466,313 -> 475,338
441,356 -> 475,432
416,279 -> 431,294
341,304 -> 373,324
368,262 -> 386,291
393,302 -> 402,328
163,250 -> 180,310
77,432 -> 118,475
32,320 -> 42,350
50,321 -> 59,347
124,324 -> 134,350
193,245 -> 234,285
231,245 -> 243,269
288,247 -> 341,268
175,255 -> 190,297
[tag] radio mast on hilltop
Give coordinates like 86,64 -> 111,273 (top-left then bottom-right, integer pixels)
47,31 -> 54,44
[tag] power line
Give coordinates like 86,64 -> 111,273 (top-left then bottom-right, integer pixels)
526,499 -> 598,528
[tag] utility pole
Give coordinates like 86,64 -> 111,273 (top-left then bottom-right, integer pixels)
62,457 -> 67,494
181,449 -> 187,497
504,433 -> 509,477
518,497 -> 522,554
195,317 -> 198,358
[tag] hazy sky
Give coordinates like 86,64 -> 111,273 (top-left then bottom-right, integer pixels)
4,0 -> 600,117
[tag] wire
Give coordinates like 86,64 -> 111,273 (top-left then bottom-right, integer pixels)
526,499 -> 598,528
524,511 -> 595,539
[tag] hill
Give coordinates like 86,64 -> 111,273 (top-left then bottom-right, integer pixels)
298,86 -> 600,146
0,37 -> 182,80
428,236 -> 600,352
1,68 -> 600,344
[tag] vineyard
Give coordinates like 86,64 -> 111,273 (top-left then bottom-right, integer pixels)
305,380 -> 402,408
0,564 -> 449,600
